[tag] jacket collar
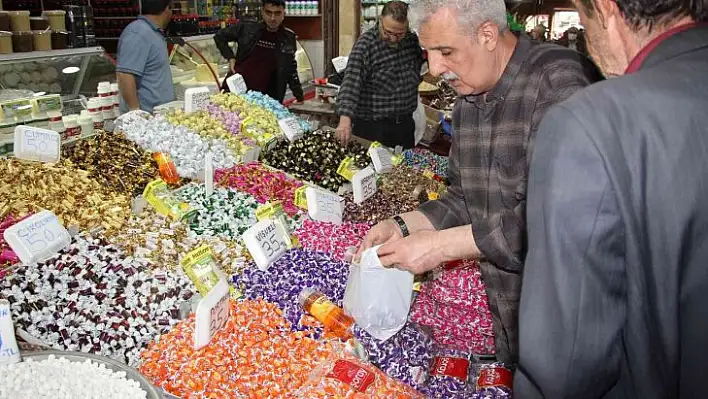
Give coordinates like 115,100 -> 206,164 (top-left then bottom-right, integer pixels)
626,23 -> 708,73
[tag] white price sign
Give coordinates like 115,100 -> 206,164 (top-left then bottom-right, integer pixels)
184,87 -> 211,113
369,147 -> 394,173
193,279 -> 230,350
3,210 -> 71,265
204,153 -> 214,197
226,74 -> 248,94
242,218 -> 289,271
352,166 -> 377,204
332,56 -> 349,73
13,126 -> 60,163
241,146 -> 261,163
306,187 -> 343,224
279,117 -> 304,142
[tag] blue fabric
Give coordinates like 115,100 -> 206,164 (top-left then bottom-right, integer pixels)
117,16 -> 174,113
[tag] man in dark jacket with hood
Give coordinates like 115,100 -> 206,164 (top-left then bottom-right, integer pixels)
214,0 -> 304,103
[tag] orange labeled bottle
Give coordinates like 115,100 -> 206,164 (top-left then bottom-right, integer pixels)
153,152 -> 179,185
299,288 -> 354,340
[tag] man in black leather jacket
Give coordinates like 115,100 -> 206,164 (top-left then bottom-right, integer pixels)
213,0 -> 304,103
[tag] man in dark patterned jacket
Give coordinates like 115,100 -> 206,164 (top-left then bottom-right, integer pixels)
356,0 -> 601,364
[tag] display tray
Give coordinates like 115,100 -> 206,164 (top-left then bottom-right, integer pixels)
20,350 -> 164,399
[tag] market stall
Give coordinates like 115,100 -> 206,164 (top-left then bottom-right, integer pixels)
0,86 -> 512,398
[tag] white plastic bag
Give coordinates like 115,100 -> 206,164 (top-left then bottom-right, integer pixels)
343,246 -> 414,341
413,95 -> 426,145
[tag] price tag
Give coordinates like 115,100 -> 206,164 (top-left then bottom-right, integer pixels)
368,146 -> 394,174
193,279 -> 230,350
352,166 -> 377,204
204,153 -> 214,196
332,56 -> 349,73
294,186 -> 308,210
184,87 -> 211,113
278,117 -> 303,142
242,218 -> 290,271
3,210 -> 71,265
13,126 -> 60,163
241,145 -> 260,163
255,201 -> 284,221
306,187 -> 343,224
226,73 -> 248,94
337,157 -> 360,182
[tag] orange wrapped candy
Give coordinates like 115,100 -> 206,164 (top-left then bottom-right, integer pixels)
293,350 -> 425,399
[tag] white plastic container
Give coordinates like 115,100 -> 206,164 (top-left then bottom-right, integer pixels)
47,110 -> 65,138
97,81 -> 113,121
78,110 -> 93,138
87,97 -> 103,130
110,82 -> 120,118
63,114 -> 81,139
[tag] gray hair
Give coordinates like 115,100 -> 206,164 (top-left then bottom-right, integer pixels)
409,0 -> 508,36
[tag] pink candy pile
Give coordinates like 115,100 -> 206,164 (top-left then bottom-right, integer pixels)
294,219 -> 370,261
0,213 -> 29,276
214,162 -> 303,216
411,260 -> 496,355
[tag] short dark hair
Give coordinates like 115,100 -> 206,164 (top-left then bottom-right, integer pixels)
578,0 -> 705,31
381,1 -> 409,23
262,0 -> 286,7
142,0 -> 171,15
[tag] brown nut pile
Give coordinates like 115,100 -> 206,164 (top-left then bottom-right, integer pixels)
379,165 -> 447,200
342,191 -> 419,226
62,132 -> 160,197
0,158 -> 131,233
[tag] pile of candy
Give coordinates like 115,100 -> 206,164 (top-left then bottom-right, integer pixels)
423,346 -> 478,399
263,130 -> 369,192
243,91 -> 311,132
165,109 -> 242,153
379,165 -> 447,200
139,300 -> 342,398
343,191 -> 419,226
402,148 -> 449,178
411,260 -> 496,355
0,213 -> 27,273
122,114 -> 238,179
211,93 -> 281,146
215,162 -> 304,216
0,234 -> 194,365
294,220 -> 369,261
0,159 -> 131,232
61,132 -> 159,197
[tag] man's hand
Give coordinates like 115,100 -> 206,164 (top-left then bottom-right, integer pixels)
335,116 -> 353,146
355,219 -> 403,262
377,230 -> 445,274
229,59 -> 237,74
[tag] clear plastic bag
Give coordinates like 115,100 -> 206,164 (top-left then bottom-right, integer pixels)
343,246 -> 414,341
413,95 -> 426,145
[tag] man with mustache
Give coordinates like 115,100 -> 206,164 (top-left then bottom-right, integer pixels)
515,0 -> 708,396
356,0 -> 600,364
335,1 -> 425,149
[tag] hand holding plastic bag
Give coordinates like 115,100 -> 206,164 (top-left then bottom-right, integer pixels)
343,245 -> 414,341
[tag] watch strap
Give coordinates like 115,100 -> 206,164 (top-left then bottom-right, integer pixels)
392,215 -> 410,237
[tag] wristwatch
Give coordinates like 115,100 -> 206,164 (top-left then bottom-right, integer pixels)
392,215 -> 410,237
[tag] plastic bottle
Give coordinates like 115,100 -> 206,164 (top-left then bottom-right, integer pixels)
299,287 -> 354,339
153,152 -> 180,185
110,82 -> 121,118
78,110 -> 94,138
63,114 -> 81,139
47,111 -> 65,138
97,81 -> 113,121
87,97 -> 103,130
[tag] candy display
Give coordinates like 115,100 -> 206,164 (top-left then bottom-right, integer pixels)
343,191 -> 419,226
0,355 -> 149,399
122,114 -> 238,179
402,147 -> 449,178
61,132 -> 160,197
292,349 -> 425,398
0,214 -> 27,274
215,162 -> 304,216
139,300 -> 342,398
379,164 -> 447,200
423,346 -> 477,399
166,109 -> 242,153
210,92 -> 282,147
243,91 -> 311,132
173,183 -> 260,241
411,260 -> 496,355
473,363 -> 513,398
0,159 -> 131,232
263,129 -> 369,192
234,249 -> 350,331
294,219 -> 369,261
0,234 -> 195,366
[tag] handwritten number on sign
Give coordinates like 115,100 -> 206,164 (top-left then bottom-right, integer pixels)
209,294 -> 229,334
261,231 -> 284,258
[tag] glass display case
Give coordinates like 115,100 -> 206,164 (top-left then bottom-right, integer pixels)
169,34 -> 315,101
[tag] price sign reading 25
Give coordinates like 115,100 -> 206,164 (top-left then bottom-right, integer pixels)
243,218 -> 289,271
306,187 -> 343,224
3,210 -> 71,265
353,166 -> 377,204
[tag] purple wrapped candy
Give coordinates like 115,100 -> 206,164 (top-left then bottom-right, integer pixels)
422,346 -> 477,399
233,249 -> 350,331
471,387 -> 513,398
472,362 -> 514,399
353,322 -> 433,392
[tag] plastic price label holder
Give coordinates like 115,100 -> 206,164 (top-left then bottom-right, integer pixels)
352,166 -> 377,204
294,186 -> 308,210
184,87 -> 211,113
13,125 -> 60,163
368,146 -> 394,173
279,117 -> 304,142
193,279 -> 230,350
3,210 -> 71,265
241,145 -> 261,163
204,153 -> 214,196
242,218 -> 290,271
226,73 -> 248,94
306,187 -> 343,224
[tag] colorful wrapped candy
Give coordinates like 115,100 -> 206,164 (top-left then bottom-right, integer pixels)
422,346 -> 477,399
294,220 -> 370,261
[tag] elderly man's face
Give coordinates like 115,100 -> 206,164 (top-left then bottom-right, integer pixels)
418,7 -> 499,96
574,0 -> 624,76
